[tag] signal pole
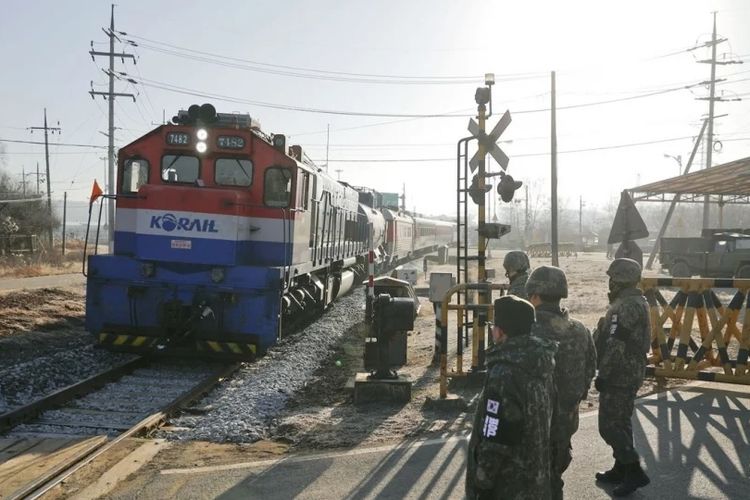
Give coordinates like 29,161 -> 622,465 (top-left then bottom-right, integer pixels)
696,12 -> 742,229
90,4 -> 135,251
28,108 -> 60,249
550,71 -> 559,266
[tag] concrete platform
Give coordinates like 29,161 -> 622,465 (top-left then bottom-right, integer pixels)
103,381 -> 750,499
353,373 -> 411,404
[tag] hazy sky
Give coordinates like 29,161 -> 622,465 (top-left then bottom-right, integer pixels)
1,0 -> 750,220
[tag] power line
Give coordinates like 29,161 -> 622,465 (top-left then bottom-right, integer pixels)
0,138 -> 106,149
311,134 -> 701,163
122,73 -> 702,119
119,74 -> 474,118
120,32 -> 543,85
0,151 -> 102,155
120,31 -> 703,85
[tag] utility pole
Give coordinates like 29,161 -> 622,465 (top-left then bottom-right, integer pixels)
62,192 -> 67,256
579,195 -> 583,247
550,71 -> 559,266
90,4 -> 135,251
696,12 -> 742,229
36,162 -> 40,195
21,166 -> 26,197
28,108 -> 60,249
524,184 -> 529,242
325,124 -> 330,174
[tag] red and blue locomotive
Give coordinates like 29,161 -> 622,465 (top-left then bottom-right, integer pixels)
85,104 -> 453,358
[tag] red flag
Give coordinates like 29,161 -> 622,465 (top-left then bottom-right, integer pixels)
89,180 -> 103,205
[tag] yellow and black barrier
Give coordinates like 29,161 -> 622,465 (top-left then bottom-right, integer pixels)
438,282 -> 507,399
641,277 -> 750,385
98,333 -> 159,348
98,333 -> 256,358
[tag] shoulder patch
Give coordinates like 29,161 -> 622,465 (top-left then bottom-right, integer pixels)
486,398 -> 500,415
483,415 -> 500,438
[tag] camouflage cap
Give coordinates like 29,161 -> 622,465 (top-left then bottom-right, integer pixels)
525,265 -> 568,298
492,295 -> 535,336
607,258 -> 642,283
503,250 -> 530,273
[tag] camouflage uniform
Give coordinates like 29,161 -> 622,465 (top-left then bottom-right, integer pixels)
593,258 -> 651,495
504,251 -> 531,300
466,334 -> 557,500
527,266 -> 597,500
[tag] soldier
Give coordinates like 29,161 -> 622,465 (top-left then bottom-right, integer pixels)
466,295 -> 557,500
593,258 -> 651,496
503,250 -> 531,299
526,265 -> 596,500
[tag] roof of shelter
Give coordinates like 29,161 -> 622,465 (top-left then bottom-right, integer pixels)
629,156 -> 750,204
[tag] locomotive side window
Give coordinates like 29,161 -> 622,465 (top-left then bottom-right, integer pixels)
264,167 -> 292,207
215,158 -> 253,187
121,158 -> 149,193
161,155 -> 199,184
296,170 -> 310,210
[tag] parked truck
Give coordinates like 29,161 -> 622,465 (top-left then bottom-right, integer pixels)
659,229 -> 750,278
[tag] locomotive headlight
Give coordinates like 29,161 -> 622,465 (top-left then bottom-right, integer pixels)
210,267 -> 225,283
196,128 -> 208,140
196,141 -> 208,153
140,262 -> 155,278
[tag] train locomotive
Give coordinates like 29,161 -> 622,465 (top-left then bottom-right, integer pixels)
85,104 -> 454,358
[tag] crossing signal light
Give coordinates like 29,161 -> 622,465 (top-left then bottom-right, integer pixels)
469,175 -> 492,205
497,173 -> 523,202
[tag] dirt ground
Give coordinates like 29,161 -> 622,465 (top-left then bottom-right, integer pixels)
0,287 -> 84,340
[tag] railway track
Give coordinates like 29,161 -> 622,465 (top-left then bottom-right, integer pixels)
0,358 -> 240,499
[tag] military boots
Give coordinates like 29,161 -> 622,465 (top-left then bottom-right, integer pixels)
612,462 -> 650,497
595,460 -> 624,484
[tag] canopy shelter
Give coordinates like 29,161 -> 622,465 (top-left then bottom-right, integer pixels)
627,156 -> 750,270
629,156 -> 750,204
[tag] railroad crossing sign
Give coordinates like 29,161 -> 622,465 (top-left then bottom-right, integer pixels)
468,109 -> 511,172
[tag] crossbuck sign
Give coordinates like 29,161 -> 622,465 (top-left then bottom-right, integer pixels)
468,109 -> 512,172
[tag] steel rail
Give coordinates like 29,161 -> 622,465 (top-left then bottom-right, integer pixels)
11,362 -> 241,500
0,357 -> 148,433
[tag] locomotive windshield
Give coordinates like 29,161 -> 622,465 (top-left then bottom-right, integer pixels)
264,167 -> 292,207
161,154 -> 199,183
215,158 -> 253,187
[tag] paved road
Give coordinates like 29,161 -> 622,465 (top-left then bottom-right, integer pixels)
0,273 -> 84,291
109,382 -> 749,499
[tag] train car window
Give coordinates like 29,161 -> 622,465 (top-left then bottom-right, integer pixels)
161,155 -> 199,184
264,167 -> 292,207
295,171 -> 310,210
215,158 -> 253,187
122,158 -> 149,193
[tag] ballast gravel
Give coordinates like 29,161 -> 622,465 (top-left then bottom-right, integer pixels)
165,289 -> 365,443
0,344 -> 136,414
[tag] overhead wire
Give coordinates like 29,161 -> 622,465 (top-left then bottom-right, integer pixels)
121,73 -> 703,118
311,134 -> 700,163
119,32 -> 543,85
0,138 -> 106,149
119,31 -> 704,85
